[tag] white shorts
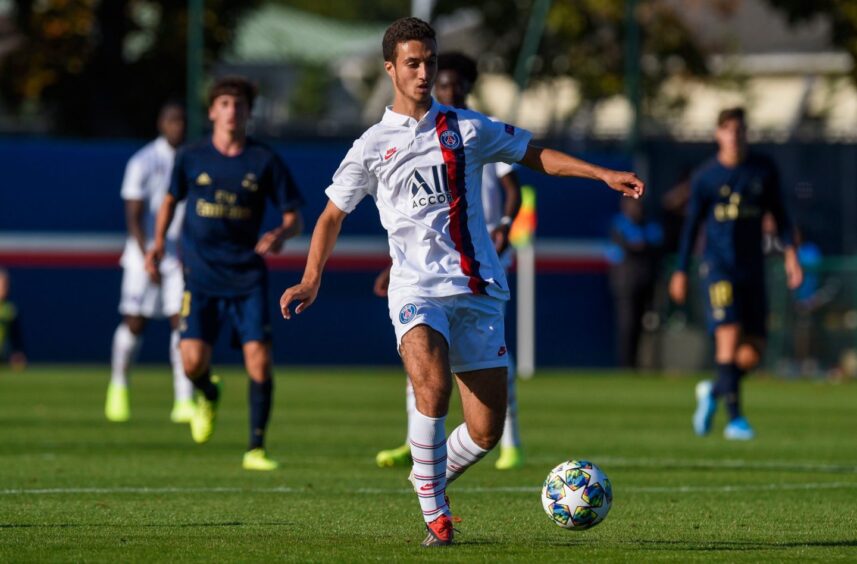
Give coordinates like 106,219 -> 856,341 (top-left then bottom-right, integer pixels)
388,292 -> 509,373
119,262 -> 184,319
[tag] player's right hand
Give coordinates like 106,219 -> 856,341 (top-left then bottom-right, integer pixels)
669,271 -> 688,305
373,266 -> 391,298
145,246 -> 164,285
280,282 -> 319,319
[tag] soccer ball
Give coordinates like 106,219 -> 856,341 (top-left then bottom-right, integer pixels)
541,459 -> 612,530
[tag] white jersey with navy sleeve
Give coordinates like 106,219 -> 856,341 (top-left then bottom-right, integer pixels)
325,100 -> 532,300
120,136 -> 185,270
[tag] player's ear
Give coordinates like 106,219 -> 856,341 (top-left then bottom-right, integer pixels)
384,60 -> 395,79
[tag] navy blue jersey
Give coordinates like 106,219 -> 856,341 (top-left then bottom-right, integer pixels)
170,138 -> 304,296
676,153 -> 793,277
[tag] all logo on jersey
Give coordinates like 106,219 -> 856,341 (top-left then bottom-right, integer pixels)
439,130 -> 461,150
399,303 -> 417,324
407,165 -> 452,209
242,172 -> 259,192
196,172 -> 212,186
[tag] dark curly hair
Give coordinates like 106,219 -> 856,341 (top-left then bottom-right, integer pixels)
382,17 -> 436,63
438,52 -> 478,85
717,107 -> 746,127
208,76 -> 258,110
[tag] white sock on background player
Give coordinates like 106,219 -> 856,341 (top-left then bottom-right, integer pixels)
500,354 -> 521,449
170,329 -> 193,402
409,409 -> 450,522
111,323 -> 142,387
446,423 -> 489,484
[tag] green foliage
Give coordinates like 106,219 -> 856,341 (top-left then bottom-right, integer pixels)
1,367 -> 856,561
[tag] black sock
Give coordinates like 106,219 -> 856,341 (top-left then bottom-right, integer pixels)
192,369 -> 219,402
714,363 -> 743,420
249,378 -> 273,450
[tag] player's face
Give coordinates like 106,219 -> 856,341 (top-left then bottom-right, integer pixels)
385,39 -> 437,106
434,69 -> 471,108
158,106 -> 186,148
208,94 -> 250,136
715,118 -> 747,155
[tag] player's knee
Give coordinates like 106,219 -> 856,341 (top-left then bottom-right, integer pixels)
469,426 -> 502,451
736,343 -> 761,371
181,348 -> 209,378
124,316 -> 146,335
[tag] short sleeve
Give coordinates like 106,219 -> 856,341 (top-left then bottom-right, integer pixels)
324,138 -> 376,214
120,153 -> 146,201
474,115 -> 532,165
267,154 -> 305,213
168,149 -> 189,201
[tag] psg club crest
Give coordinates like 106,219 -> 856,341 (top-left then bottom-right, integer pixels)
399,303 -> 418,324
439,130 -> 461,150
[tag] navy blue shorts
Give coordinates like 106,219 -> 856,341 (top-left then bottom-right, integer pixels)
179,283 -> 271,346
702,270 -> 767,337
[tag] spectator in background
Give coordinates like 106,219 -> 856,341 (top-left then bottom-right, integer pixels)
0,268 -> 26,370
606,198 -> 663,368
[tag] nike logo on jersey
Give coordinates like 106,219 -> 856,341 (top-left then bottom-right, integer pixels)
420,483 -> 438,492
498,346 -> 507,357
384,147 -> 398,160
196,172 -> 212,186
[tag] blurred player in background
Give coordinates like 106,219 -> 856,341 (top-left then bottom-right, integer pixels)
0,268 -> 26,370
669,107 -> 803,440
105,101 -> 192,423
146,76 -> 304,470
373,51 -> 525,472
280,17 -> 643,546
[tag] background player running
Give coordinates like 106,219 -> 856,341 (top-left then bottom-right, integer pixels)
105,101 -> 194,423
669,107 -> 803,440
146,76 -> 304,470
280,18 -> 643,546
0,268 -> 26,371
373,51 -> 525,471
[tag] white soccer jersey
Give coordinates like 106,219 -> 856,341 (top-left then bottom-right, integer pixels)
119,136 -> 185,269
482,160 -> 515,232
325,101 -> 532,300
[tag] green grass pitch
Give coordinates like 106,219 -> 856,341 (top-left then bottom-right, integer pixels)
1,366 -> 856,562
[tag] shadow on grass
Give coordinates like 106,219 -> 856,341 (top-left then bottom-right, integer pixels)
0,521 -> 291,529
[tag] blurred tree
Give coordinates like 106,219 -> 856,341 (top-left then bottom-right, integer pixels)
274,0 -> 407,21
0,0 -> 260,136
433,0 -> 709,124
765,0 -> 857,85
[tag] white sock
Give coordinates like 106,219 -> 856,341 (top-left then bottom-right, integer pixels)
500,353 -> 521,448
170,330 -> 193,402
409,409 -> 450,523
110,323 -> 142,387
404,376 -> 416,444
446,423 -> 490,484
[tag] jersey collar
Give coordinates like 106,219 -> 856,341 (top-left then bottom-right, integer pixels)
154,136 -> 176,157
382,99 -> 442,129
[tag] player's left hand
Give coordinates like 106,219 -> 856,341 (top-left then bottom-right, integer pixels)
491,225 -> 511,254
256,229 -> 286,255
601,170 -> 645,199
280,282 -> 319,320
784,248 -> 804,290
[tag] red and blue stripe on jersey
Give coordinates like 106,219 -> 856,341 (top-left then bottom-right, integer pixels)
434,110 -> 489,295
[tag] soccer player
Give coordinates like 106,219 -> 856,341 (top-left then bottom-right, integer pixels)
669,107 -> 803,440
146,76 -> 304,470
0,268 -> 26,370
279,18 -> 643,546
373,51 -> 526,471
105,101 -> 194,423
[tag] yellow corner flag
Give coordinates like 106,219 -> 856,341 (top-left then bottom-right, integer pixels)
510,185 -> 537,249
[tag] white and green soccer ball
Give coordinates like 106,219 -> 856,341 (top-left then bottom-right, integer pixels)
541,459 -> 612,530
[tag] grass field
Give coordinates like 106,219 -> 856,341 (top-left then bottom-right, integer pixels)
1,366 -> 856,562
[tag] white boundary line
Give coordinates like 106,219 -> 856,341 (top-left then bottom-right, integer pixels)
3,482 -> 857,496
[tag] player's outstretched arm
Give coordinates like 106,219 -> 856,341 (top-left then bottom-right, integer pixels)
519,145 -> 645,199
256,210 -> 304,255
280,201 -> 347,319
145,193 -> 178,284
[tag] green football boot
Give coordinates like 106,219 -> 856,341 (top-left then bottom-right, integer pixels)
495,445 -> 524,470
190,376 -> 222,444
105,383 -> 130,422
242,448 -> 279,471
170,399 -> 196,424
375,443 -> 412,468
